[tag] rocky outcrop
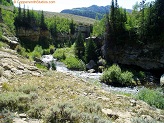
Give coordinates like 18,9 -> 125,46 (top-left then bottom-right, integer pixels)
104,43 -> 164,71
0,48 -> 42,83
17,27 -> 51,42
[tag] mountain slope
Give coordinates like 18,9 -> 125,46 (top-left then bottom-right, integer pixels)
61,5 -> 132,19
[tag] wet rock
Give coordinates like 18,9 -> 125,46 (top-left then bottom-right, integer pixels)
88,69 -> 95,73
19,113 -> 27,118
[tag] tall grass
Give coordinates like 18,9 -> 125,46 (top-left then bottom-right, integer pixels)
135,88 -> 164,109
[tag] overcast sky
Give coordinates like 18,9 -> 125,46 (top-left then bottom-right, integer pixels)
13,0 -> 155,12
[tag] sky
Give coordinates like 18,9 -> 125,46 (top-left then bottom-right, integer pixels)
12,0 -> 155,12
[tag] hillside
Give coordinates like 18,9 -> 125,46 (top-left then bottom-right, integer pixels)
0,4 -> 96,25
61,5 -> 132,19
0,44 -> 164,123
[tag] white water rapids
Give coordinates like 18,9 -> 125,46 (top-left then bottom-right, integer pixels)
41,55 -> 140,94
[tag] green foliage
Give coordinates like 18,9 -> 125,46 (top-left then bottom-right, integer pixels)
135,88 -> 164,109
64,56 -> 86,70
15,45 -> 28,57
0,28 -> 2,39
53,48 -> 66,61
131,117 -> 162,123
28,101 -> 46,118
0,109 -> 14,123
0,92 -> 31,112
30,45 -> 43,60
45,102 -> 111,123
93,17 -> 105,36
74,32 -> 85,59
15,84 -> 38,94
1,9 -> 15,34
0,0 -> 13,6
85,38 -> 97,63
35,63 -> 48,70
51,61 -> 56,70
100,64 -> 135,86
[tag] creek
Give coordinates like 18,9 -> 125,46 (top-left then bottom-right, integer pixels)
41,55 -> 140,94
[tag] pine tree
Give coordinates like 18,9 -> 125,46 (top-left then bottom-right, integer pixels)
85,38 -> 97,63
74,32 -> 85,59
70,19 -> 75,35
40,10 -> 47,30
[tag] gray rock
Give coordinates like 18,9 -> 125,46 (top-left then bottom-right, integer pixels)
86,60 -> 96,69
88,69 -> 95,73
160,74 -> 164,86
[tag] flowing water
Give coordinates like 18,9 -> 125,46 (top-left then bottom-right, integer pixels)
41,55 -> 140,94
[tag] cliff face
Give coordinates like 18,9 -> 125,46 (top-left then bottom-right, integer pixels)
106,43 -> 164,72
16,27 -> 51,42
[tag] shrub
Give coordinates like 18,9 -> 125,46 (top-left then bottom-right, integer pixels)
100,64 -> 134,86
15,84 -> 38,94
51,61 -> 56,70
135,88 -> 164,109
131,117 -> 161,123
28,101 -> 46,118
53,48 -> 66,61
0,92 -> 31,112
120,71 -> 134,86
15,45 -> 28,57
45,103 -> 80,123
30,45 -> 43,60
43,49 -> 50,55
0,28 -> 2,39
64,57 -> 86,70
0,109 -> 14,123
35,63 -> 48,70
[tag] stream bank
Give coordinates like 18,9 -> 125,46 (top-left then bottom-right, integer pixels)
41,55 -> 140,94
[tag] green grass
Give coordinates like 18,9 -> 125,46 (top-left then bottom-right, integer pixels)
135,88 -> 164,109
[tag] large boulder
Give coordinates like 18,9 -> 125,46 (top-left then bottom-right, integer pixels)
160,74 -> 164,86
86,60 -> 96,70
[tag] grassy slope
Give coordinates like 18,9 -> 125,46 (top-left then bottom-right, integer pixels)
0,5 -> 96,25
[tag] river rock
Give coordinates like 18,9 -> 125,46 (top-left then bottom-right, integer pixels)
160,74 -> 164,86
88,69 -> 95,73
86,60 -> 96,69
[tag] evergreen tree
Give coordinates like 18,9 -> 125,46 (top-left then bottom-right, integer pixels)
70,19 -> 75,35
85,38 -> 97,63
40,10 -> 47,30
74,32 -> 85,59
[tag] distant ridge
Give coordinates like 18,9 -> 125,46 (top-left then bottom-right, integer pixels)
61,5 -> 132,20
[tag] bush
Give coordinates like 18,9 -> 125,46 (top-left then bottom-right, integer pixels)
0,92 -> 31,112
53,48 -> 66,61
135,88 -> 164,109
15,84 -> 38,94
100,64 -> 134,86
0,109 -> 14,123
30,45 -> 43,60
51,61 -> 56,70
15,45 -> 28,57
131,117 -> 161,123
64,57 -> 86,71
35,63 -> 48,70
28,101 -> 46,118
